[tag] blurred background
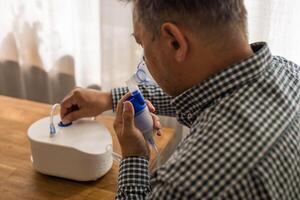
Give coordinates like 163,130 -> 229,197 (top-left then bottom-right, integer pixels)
0,0 -> 300,104
0,0 -> 140,104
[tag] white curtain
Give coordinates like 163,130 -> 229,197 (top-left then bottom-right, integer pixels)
100,1 -> 141,91
0,0 -> 140,103
0,0 -> 104,86
0,0 -> 300,104
246,0 -> 300,64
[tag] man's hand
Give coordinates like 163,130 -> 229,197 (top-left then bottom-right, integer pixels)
60,88 -> 113,124
113,93 -> 162,158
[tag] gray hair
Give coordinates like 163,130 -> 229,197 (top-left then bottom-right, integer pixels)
121,0 -> 247,38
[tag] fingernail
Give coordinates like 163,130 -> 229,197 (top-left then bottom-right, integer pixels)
123,102 -> 126,112
62,118 -> 70,124
157,121 -> 162,129
123,102 -> 130,111
148,103 -> 155,112
150,104 -> 155,111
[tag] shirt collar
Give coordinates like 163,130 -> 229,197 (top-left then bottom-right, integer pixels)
171,42 -> 273,127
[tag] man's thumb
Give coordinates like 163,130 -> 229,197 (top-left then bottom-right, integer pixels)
62,110 -> 83,124
122,101 -> 135,130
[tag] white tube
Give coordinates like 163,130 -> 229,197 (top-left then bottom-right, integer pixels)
49,103 -> 60,137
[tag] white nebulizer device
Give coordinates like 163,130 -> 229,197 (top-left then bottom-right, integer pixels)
126,58 -> 160,167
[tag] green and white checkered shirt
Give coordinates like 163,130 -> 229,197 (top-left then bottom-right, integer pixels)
112,42 -> 300,200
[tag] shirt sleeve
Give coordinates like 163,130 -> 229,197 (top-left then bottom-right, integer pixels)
115,157 -> 151,200
115,157 -> 179,200
111,85 -> 176,117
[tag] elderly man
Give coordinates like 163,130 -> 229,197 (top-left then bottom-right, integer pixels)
61,0 -> 300,199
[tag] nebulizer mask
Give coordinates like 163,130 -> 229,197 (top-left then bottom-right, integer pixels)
126,56 -> 161,167
127,57 -> 157,88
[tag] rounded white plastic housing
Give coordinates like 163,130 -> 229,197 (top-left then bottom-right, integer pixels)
27,115 -> 113,181
134,107 -> 154,142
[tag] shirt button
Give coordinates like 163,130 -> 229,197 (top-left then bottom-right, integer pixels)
187,113 -> 193,119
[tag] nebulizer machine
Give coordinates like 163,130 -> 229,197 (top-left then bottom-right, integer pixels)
27,56 -> 160,182
126,56 -> 161,167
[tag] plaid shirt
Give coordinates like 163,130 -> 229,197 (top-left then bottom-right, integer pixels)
112,43 -> 300,200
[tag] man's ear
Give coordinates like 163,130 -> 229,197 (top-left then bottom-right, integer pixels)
160,23 -> 188,62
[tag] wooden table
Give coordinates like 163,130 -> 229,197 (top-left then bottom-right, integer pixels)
0,96 -> 174,200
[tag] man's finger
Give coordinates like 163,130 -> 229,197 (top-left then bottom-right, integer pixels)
151,113 -> 162,130
60,95 -> 75,118
146,100 -> 156,113
122,101 -> 135,131
62,110 -> 84,124
115,93 -> 132,124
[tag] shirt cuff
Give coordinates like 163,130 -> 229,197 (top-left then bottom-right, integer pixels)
118,157 -> 150,189
111,87 -> 129,112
